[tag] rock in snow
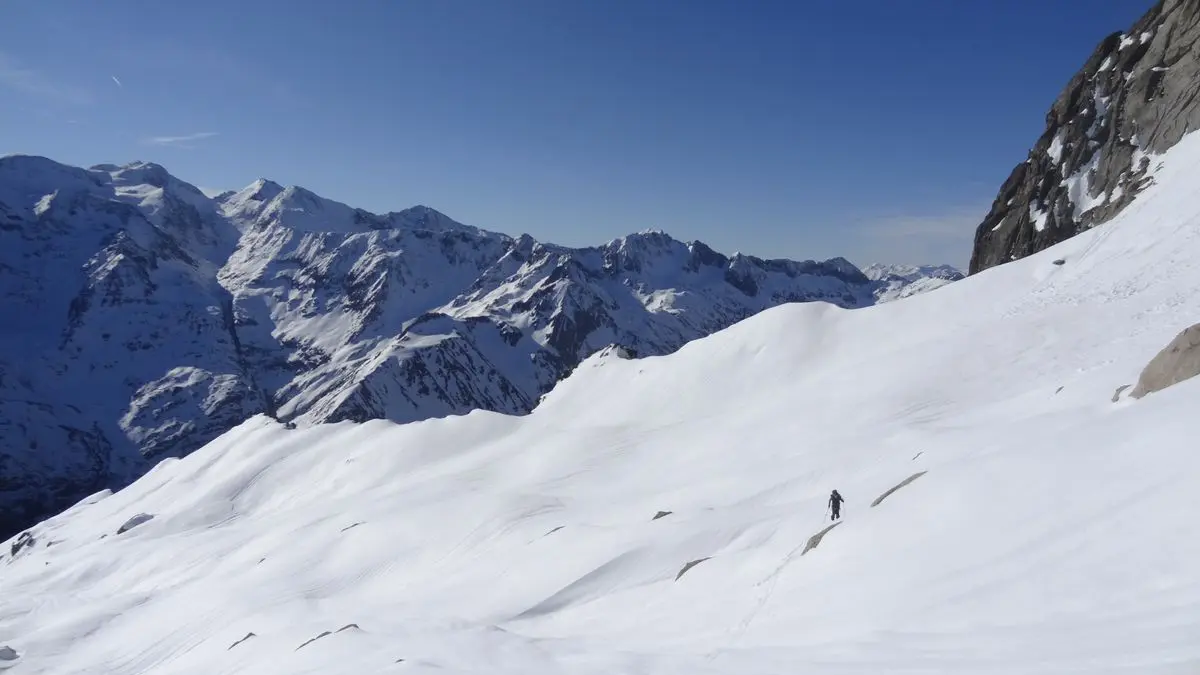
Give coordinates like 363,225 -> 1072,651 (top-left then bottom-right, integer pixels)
116,513 -> 155,535
0,156 -> 956,539
1131,322 -> 1200,399
969,0 -> 1200,274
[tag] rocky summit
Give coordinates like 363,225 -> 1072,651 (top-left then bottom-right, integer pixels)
969,0 -> 1200,275
0,155 -> 956,540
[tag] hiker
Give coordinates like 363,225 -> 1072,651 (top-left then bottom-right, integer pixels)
828,489 -> 844,520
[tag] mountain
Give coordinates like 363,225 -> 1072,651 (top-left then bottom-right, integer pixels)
861,263 -> 964,302
5,125 -> 1200,675
969,0 -> 1200,274
0,155 -> 957,540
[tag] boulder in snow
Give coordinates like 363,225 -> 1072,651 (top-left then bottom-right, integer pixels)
1130,323 -> 1200,399
871,471 -> 928,508
801,521 -> 842,555
674,557 -> 710,581
117,512 -> 155,535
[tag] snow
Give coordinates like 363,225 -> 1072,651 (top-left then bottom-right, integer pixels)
1098,55 -> 1114,72
1061,150 -> 1114,222
10,151 -> 936,544
1029,201 -> 1050,231
860,263 -> 963,302
1047,131 -> 1066,163
4,132 -> 1200,674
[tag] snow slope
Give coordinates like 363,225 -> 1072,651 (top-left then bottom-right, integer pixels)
11,131 -> 1200,672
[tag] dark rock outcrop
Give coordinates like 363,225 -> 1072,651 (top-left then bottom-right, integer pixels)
675,557 -> 711,581
1130,322 -> 1200,398
116,512 -> 154,535
870,472 -> 928,508
227,632 -> 256,651
970,0 -> 1200,274
801,521 -> 842,555
9,531 -> 35,557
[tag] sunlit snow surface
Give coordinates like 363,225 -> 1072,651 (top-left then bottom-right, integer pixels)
5,136 -> 1200,674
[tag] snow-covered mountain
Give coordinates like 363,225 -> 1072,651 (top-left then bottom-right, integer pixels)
0,156 -> 955,540
4,118 -> 1200,675
969,0 -> 1200,274
861,263 -> 964,302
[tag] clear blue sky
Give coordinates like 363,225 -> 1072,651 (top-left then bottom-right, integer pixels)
0,0 -> 1153,268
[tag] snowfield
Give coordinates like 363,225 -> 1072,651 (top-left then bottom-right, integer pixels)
4,135 -> 1200,673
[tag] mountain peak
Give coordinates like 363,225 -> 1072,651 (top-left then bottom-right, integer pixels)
246,178 -> 285,202
0,155 -> 109,207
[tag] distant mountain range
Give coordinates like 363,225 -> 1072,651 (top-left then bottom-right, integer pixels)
0,154 -> 960,538
861,264 -> 964,302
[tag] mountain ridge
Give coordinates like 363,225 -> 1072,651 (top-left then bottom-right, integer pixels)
0,153 -> 958,540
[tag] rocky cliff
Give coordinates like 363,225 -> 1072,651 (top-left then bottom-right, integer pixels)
969,0 -> 1200,274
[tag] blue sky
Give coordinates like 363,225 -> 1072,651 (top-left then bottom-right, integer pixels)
0,1 -> 1152,268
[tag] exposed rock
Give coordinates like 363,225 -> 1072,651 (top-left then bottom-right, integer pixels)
9,532 -> 35,557
801,521 -> 842,555
871,472 -> 928,508
227,632 -> 256,651
116,512 -> 155,535
675,557 -> 711,581
1130,323 -> 1200,398
0,645 -> 19,668
294,631 -> 332,651
970,0 -> 1200,274
292,623 -> 362,652
652,510 -> 673,521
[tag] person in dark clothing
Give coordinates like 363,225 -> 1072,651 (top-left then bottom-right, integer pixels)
828,490 -> 845,520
